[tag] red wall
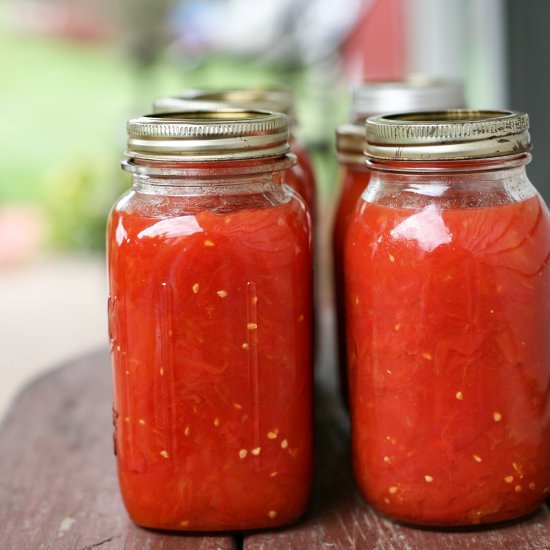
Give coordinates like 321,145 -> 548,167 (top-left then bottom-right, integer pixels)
342,0 -> 405,82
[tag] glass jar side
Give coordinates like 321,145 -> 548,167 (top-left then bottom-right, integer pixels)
107,162 -> 314,531
289,136 -> 317,220
332,162 -> 371,406
345,155 -> 550,525
361,155 -> 537,211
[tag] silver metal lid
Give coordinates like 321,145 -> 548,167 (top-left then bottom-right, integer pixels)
365,110 -> 531,161
125,110 -> 290,162
153,87 -> 296,124
335,123 -> 365,164
352,77 -> 465,121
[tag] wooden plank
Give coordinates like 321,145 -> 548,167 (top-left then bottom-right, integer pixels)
4,347 -> 550,549
244,383 -> 550,549
0,349 -> 236,550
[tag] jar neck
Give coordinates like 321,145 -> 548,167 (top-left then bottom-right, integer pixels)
123,154 -> 293,178
131,170 -> 288,197
124,155 -> 293,195
363,154 -> 536,209
366,153 -> 531,175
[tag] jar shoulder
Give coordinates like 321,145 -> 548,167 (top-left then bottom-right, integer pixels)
110,184 -> 304,218
345,194 -> 550,277
361,167 -> 540,211
108,186 -> 311,252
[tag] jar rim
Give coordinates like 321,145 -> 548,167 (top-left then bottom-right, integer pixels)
365,110 -> 531,161
366,153 -> 531,174
122,153 -> 296,178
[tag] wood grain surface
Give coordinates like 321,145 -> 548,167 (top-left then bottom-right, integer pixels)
0,349 -> 235,550
245,387 -> 550,550
1,348 -> 549,549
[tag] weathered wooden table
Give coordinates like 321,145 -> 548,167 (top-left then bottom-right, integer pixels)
1,348 -> 549,549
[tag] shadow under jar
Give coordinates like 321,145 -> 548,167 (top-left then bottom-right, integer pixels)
345,110 -> 550,526
107,110 -> 313,531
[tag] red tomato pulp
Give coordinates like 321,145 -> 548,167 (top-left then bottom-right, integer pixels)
345,195 -> 550,525
108,190 -> 313,530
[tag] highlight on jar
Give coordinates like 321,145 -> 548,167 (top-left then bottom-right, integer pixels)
332,77 -> 466,407
107,109 -> 313,532
344,109 -> 550,526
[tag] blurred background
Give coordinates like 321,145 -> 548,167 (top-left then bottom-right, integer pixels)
1,0 -> 549,418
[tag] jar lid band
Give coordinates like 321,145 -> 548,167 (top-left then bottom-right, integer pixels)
365,110 -> 531,161
125,110 -> 290,162
335,122 -> 366,164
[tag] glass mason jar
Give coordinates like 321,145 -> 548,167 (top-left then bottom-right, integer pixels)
107,110 -> 313,531
154,87 -> 317,220
350,77 -> 465,122
345,110 -> 550,526
333,123 -> 370,399
334,78 -> 465,405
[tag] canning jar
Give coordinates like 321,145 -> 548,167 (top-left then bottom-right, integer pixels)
154,87 -> 317,219
333,123 -> 370,395
108,110 -> 313,531
333,79 -> 464,404
345,110 -> 550,525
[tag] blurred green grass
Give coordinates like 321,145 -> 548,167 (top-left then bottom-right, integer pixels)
0,25 -> 297,204
0,16 -> 343,248
0,27 -> 129,202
